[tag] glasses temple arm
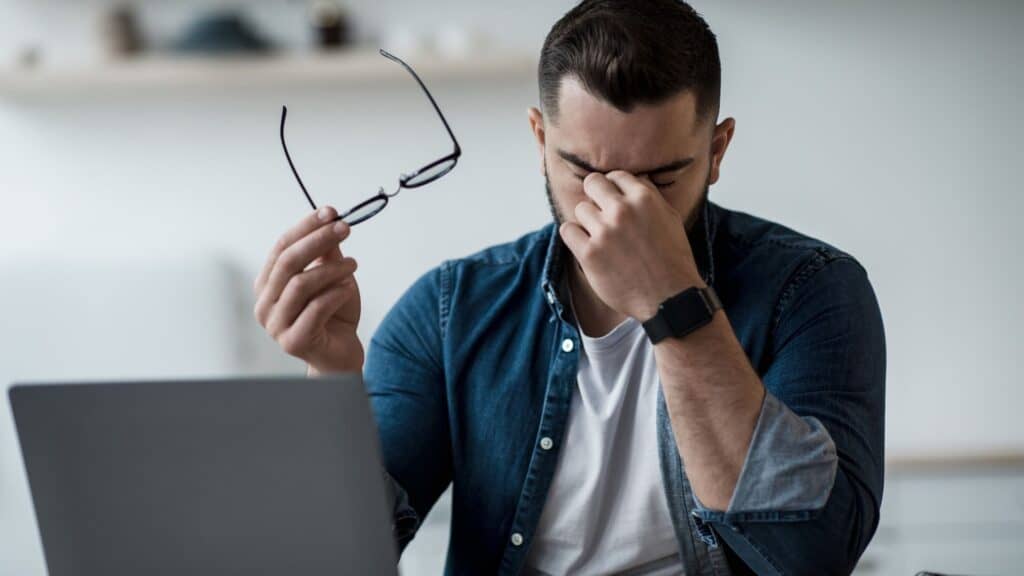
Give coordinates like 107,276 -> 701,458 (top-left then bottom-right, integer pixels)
379,49 -> 462,155
280,106 -> 319,211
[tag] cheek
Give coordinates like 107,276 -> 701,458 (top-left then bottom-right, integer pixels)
550,171 -> 587,210
676,160 -> 712,196
657,168 -> 707,215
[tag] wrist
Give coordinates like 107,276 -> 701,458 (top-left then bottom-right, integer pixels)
305,354 -> 364,378
305,337 -> 365,377
642,283 -> 721,345
640,277 -> 707,321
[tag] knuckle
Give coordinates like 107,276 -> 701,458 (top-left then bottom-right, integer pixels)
628,194 -> 648,212
318,222 -> 340,242
574,200 -> 592,217
265,320 -> 282,340
578,241 -> 595,261
278,333 -> 305,357
278,249 -> 301,273
319,263 -> 345,282
309,294 -> 330,313
273,234 -> 291,255
607,204 -> 627,225
293,272 -> 311,290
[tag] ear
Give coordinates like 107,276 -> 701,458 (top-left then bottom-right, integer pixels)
527,107 -> 547,177
708,117 -> 736,186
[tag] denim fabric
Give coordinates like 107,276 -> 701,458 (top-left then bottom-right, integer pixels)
364,197 -> 886,575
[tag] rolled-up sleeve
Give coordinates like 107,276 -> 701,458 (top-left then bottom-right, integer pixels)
693,255 -> 886,575
693,389 -> 839,515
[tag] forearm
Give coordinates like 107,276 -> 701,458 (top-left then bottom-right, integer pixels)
656,257 -> 885,573
653,309 -> 766,510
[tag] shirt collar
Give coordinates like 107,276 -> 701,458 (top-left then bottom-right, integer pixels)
539,194 -> 719,321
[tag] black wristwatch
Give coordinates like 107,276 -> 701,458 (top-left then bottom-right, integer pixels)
642,284 -> 722,344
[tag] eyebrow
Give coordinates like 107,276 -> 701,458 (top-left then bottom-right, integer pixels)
556,149 -> 694,177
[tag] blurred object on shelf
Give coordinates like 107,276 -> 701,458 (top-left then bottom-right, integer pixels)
15,46 -> 42,70
311,1 -> 351,50
172,11 -> 274,55
435,24 -> 488,59
381,23 -> 428,57
380,23 -> 492,60
100,4 -> 145,58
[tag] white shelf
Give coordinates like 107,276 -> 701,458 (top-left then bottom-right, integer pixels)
0,49 -> 537,98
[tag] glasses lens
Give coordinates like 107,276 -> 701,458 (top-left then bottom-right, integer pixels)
404,157 -> 457,188
340,196 -> 387,226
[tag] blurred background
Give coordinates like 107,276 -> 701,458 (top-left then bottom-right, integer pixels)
0,1 -> 1021,575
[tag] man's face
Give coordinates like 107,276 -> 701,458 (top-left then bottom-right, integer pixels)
529,77 -> 734,232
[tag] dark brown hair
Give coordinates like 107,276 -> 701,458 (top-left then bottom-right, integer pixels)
539,0 -> 721,122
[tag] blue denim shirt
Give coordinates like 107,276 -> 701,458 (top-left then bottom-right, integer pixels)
364,198 -> 886,575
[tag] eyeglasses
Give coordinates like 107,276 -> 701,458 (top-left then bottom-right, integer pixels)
279,49 -> 462,226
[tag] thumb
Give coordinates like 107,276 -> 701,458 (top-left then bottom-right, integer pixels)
312,241 -> 344,267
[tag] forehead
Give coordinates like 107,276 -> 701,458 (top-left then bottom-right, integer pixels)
549,77 -> 705,169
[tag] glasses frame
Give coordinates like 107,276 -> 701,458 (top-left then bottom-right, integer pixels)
280,49 -> 462,226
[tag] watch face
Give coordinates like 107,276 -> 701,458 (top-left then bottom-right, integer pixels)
666,286 -> 716,337
644,286 -> 720,344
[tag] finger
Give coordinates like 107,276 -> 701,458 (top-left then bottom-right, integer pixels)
255,205 -> 337,294
285,283 -> 358,349
604,170 -> 651,199
265,258 -> 358,336
582,172 -> 626,211
559,221 -> 590,259
309,241 -> 343,271
261,218 -> 351,309
573,199 -> 603,236
255,222 -> 350,326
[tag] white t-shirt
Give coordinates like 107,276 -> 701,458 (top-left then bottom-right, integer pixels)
523,295 -> 684,575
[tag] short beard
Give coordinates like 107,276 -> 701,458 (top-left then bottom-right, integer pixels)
544,170 -> 569,227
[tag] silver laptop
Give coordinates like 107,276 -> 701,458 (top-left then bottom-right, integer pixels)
9,376 -> 398,576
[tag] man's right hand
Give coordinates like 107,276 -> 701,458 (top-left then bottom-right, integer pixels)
254,206 -> 363,375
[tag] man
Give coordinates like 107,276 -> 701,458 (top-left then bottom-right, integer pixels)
253,1 -> 886,574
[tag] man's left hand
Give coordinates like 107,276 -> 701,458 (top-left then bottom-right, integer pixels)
559,171 -> 704,321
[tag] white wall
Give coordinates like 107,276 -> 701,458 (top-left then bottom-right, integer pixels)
4,0 -> 1019,457
1,1 -> 1022,574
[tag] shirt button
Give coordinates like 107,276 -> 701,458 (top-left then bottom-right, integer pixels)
561,338 -> 575,353
511,532 -> 524,546
539,437 -> 553,451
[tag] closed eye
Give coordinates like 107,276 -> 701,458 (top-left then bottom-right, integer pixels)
573,173 -> 675,189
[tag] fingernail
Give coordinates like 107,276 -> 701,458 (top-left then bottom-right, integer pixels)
333,221 -> 348,235
318,207 -> 333,221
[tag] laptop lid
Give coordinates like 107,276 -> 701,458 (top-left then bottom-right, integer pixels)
9,375 -> 398,576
